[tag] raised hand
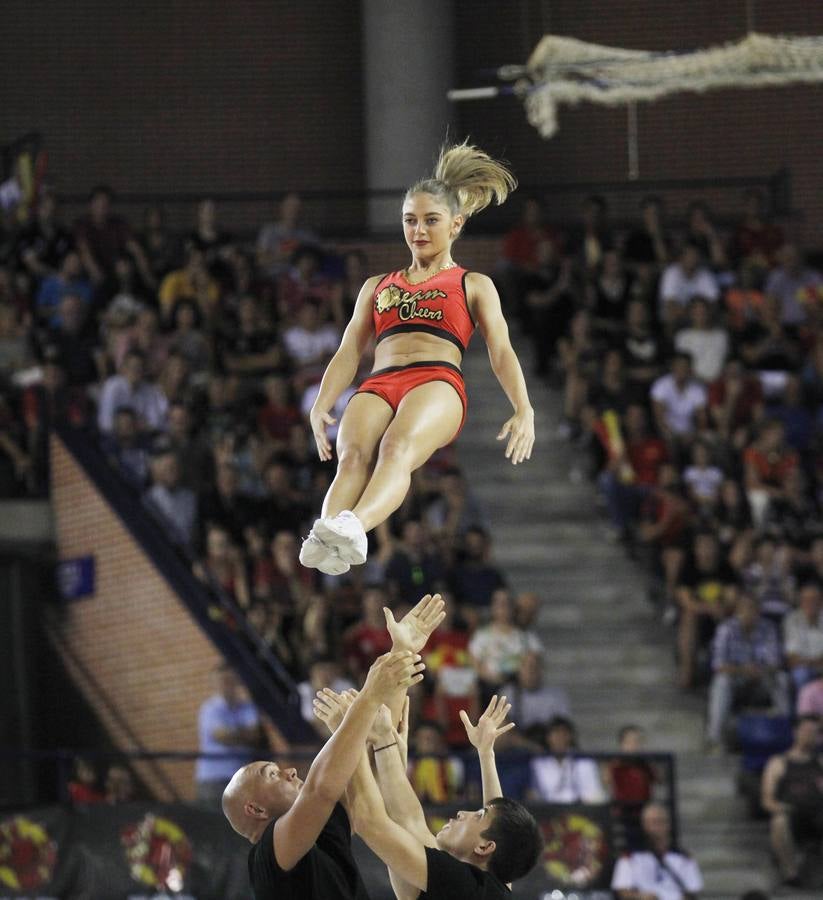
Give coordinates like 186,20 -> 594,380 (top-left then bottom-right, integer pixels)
362,651 -> 425,704
459,695 -> 515,753
497,407 -> 535,466
384,593 -> 446,654
313,687 -> 357,734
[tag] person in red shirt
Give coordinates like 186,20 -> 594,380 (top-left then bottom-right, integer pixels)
596,404 -> 668,542
300,142 -> 534,576
743,419 -> 799,527
342,585 -> 394,683
708,359 -> 764,451
67,757 -> 105,806
606,725 -> 658,849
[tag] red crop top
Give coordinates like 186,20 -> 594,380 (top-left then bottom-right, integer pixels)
372,266 -> 475,355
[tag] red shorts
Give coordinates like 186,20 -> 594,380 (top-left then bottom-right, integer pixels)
356,361 -> 467,437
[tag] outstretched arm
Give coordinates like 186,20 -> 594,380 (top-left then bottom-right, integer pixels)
468,272 -> 534,465
460,694 -> 515,804
274,652 -> 423,871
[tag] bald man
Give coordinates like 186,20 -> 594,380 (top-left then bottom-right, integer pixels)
223,650 -> 423,900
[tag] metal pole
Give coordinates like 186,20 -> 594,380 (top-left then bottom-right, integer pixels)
627,102 -> 640,180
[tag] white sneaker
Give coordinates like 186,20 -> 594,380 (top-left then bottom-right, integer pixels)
313,510 -> 368,566
299,532 -> 350,576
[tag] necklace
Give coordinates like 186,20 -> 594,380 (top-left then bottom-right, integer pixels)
403,261 -> 457,285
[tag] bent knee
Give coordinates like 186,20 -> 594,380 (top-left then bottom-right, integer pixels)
337,444 -> 373,471
377,433 -> 413,465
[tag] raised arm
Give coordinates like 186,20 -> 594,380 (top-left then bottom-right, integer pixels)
273,651 -> 423,871
467,271 -> 534,465
309,275 -> 381,461
460,694 -> 515,804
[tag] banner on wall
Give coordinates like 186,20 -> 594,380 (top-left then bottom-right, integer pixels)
0,802 -> 615,899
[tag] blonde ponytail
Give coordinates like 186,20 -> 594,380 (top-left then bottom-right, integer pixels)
406,140 -> 517,220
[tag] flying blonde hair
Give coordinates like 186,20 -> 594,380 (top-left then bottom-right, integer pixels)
406,140 -> 517,221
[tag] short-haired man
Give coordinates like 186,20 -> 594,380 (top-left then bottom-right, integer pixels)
612,802 -> 703,900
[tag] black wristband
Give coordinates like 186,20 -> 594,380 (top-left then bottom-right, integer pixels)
374,741 -> 398,753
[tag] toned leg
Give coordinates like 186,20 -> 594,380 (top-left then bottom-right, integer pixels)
770,812 -> 798,879
351,381 -> 463,532
321,393 -> 394,518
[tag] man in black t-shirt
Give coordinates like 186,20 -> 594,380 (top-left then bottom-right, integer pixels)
221,650 -> 424,900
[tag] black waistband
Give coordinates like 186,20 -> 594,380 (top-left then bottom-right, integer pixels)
366,360 -> 464,378
375,323 -> 466,355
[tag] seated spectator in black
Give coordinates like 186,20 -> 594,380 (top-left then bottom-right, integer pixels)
159,243 -> 221,326
139,204 -> 179,284
101,407 -> 151,490
168,298 -> 211,376
587,348 -> 643,416
97,348 -> 168,436
448,525 -> 506,617
245,600 -> 302,678
419,466 -> 486,547
75,185 -> 155,291
557,309 -> 605,434
529,715 -> 607,803
685,200 -> 728,270
706,593 -> 790,750
124,307 -> 170,381
0,390 -> 32,497
253,529 -> 314,614
283,422 -> 323,495
35,250 -> 92,327
219,295 -> 281,379
502,651 -> 570,738
143,449 -> 198,549
713,478 -> 754,550
188,197 -> 234,279
570,194 -> 613,275
520,239 -> 574,377
675,531 -> 737,688
384,519 -> 447,605
297,656 -> 356,740
731,188 -> 784,271
408,720 -> 466,803
329,248 -> 368,327
767,374 -> 814,456
253,456 -> 309,537
256,374 -> 302,450
256,191 -> 319,280
21,350 -> 88,491
277,244 -> 333,323
164,402 -> 211,491
199,460 -> 254,546
682,438 -> 724,519
597,404 -> 668,542
588,249 -> 633,338
783,581 -> 823,692
619,299 -> 667,395
760,715 -> 823,887
342,584 -> 393,684
651,352 -> 708,456
740,294 -> 800,373
708,358 -> 764,454
765,468 -> 821,548
605,725 -> 658,850
40,294 -> 103,386
469,589 -> 543,702
194,523 -> 250,609
741,534 -> 796,625
625,196 -> 670,269
105,253 -> 152,310
301,591 -> 344,664
674,295 -> 729,384
104,765 -> 136,804
14,190 -> 74,280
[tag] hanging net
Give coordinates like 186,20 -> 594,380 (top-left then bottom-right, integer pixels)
520,32 -> 823,138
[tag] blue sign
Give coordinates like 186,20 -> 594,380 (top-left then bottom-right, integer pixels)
57,556 -> 96,601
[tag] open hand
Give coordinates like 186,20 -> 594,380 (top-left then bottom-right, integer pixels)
384,593 -> 445,654
313,687 -> 357,733
459,695 -> 515,753
309,407 -> 337,461
497,408 -> 535,465
362,651 -> 425,704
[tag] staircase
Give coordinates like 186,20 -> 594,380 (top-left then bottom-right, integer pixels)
455,324 -> 812,899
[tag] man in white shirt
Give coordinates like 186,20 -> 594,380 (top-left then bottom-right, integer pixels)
659,243 -> 719,327
612,802 -> 703,900
651,353 -> 708,446
673,297 -> 729,383
784,581 -> 823,690
529,716 -> 606,803
97,349 -> 168,434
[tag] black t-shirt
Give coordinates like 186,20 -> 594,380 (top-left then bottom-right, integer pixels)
420,847 -> 510,899
248,803 -> 370,900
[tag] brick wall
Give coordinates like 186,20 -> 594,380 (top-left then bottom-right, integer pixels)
49,434 -> 223,801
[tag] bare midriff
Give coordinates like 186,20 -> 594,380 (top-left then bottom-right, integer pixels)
371,331 -> 463,372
